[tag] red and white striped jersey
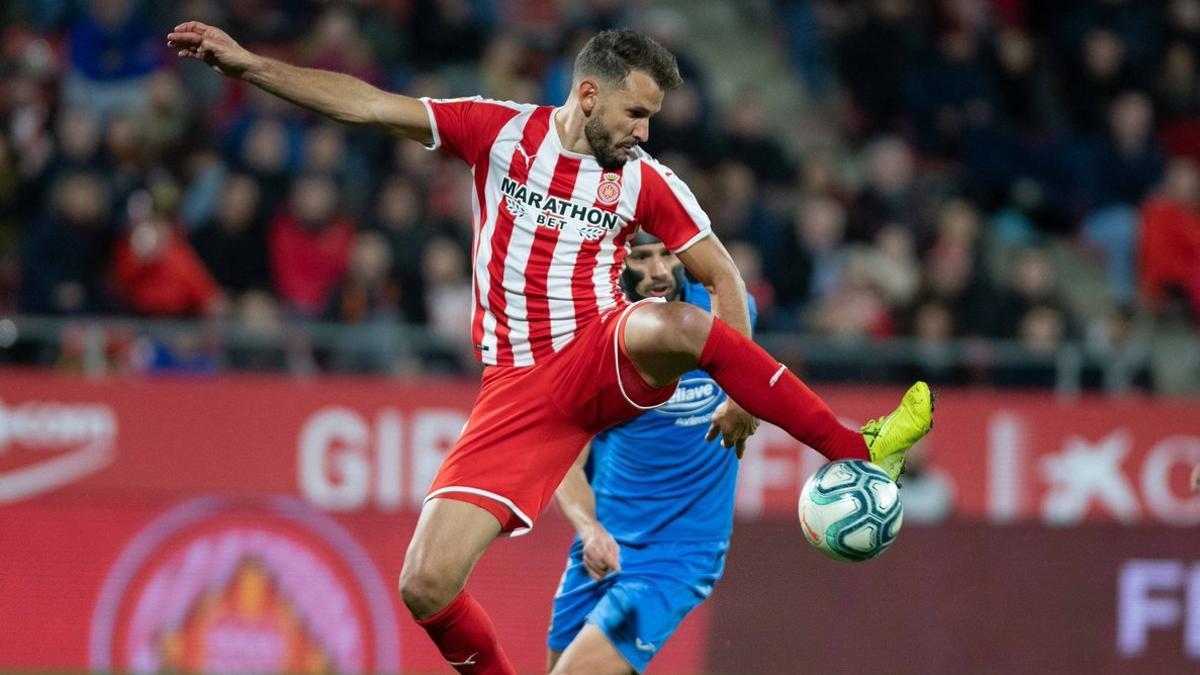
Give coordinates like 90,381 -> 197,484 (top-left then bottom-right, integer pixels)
422,96 -> 712,366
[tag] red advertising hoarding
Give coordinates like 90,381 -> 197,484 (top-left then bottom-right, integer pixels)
1,371 -> 1197,673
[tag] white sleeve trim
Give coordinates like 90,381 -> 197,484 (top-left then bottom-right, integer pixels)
671,230 -> 712,254
418,97 -> 441,151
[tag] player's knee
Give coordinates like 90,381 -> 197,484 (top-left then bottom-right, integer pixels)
649,301 -> 712,355
398,563 -> 458,619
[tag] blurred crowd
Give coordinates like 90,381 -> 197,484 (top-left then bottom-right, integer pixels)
1,0 -> 1198,387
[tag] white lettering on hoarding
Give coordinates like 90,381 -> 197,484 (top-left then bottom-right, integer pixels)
299,407 -> 371,511
984,409 -> 1200,526
987,412 -> 1024,523
0,398 -> 118,503
295,401 -> 1200,526
1141,436 -> 1200,526
0,400 -> 116,450
298,407 -> 467,513
1117,559 -> 1200,659
1041,431 -> 1140,525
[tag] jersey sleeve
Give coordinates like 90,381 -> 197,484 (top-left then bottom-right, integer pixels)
636,160 -> 713,253
420,96 -> 523,167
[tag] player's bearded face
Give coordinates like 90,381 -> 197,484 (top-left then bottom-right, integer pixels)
584,109 -> 629,170
625,243 -> 681,299
584,72 -> 662,170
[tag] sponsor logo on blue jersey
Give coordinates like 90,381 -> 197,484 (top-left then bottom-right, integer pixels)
654,376 -> 724,427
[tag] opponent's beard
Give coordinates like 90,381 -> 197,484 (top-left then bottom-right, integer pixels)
620,265 -> 686,302
584,115 -> 629,170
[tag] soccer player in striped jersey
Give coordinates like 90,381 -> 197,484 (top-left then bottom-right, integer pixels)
547,232 -> 756,673
169,24 -> 933,674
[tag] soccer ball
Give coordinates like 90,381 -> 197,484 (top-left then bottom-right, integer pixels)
798,459 -> 903,562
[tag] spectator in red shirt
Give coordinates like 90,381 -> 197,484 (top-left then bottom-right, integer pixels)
1138,157 -> 1200,317
268,173 -> 354,316
112,212 -> 223,318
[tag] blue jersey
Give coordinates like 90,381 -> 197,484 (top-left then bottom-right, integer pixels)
587,280 -> 757,545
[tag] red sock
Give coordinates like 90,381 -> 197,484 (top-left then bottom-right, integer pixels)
698,317 -> 868,461
415,590 -> 516,675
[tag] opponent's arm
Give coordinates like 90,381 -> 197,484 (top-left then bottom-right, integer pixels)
167,21 -> 432,144
554,443 -> 620,580
677,235 -> 759,457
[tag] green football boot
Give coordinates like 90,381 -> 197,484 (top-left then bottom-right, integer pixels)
860,381 -> 935,481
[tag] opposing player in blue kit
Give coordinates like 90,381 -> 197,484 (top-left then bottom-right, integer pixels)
546,232 -> 757,674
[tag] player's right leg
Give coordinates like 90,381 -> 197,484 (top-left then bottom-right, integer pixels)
400,497 -> 516,674
620,300 -> 932,478
403,357 -> 600,673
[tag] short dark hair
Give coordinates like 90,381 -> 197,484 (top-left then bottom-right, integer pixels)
573,29 -> 683,91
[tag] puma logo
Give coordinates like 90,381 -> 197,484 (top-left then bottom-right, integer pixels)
514,143 -> 533,169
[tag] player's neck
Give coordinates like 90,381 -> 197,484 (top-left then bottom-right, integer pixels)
554,105 -> 594,157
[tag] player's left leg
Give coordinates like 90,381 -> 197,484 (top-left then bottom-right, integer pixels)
621,301 -> 932,478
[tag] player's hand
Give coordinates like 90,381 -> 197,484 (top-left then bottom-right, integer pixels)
167,22 -> 259,78
1191,465 -> 1200,494
706,399 -> 759,459
580,524 -> 620,581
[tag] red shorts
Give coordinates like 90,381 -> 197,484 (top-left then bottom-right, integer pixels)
425,298 -> 676,535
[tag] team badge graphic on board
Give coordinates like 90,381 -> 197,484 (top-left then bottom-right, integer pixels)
90,496 -> 400,673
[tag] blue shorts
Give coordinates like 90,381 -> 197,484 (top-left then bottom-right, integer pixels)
547,538 -> 727,672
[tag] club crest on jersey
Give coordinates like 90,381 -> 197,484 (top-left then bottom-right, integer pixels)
596,173 -> 622,205
501,176 -> 623,241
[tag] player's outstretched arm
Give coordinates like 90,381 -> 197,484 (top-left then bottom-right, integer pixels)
166,21 -> 433,144
553,443 -> 620,580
